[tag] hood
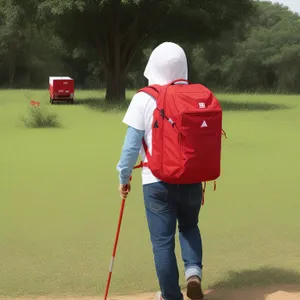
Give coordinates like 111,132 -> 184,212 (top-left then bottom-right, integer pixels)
144,42 -> 188,86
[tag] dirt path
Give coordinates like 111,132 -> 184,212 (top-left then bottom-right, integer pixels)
1,285 -> 300,300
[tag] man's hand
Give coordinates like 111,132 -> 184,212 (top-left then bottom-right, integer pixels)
119,183 -> 131,199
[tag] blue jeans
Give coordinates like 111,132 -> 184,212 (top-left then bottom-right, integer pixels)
143,182 -> 203,300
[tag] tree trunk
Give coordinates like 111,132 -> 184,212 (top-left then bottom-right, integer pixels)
100,2 -> 152,103
102,7 -> 127,104
105,69 -> 126,103
7,46 -> 16,87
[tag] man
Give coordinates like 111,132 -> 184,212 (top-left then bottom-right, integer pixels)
117,42 -> 204,300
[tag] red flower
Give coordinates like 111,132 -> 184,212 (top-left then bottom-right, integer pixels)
30,100 -> 40,107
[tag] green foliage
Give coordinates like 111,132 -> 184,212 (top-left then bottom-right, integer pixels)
0,0 -> 70,88
183,1 -> 300,93
220,2 -> 300,93
0,0 -> 300,95
21,106 -> 61,128
35,0 -> 256,101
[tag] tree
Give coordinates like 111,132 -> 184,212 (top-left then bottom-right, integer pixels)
0,0 -> 46,87
0,0 -> 75,88
0,0 -> 27,86
38,0 -> 256,103
220,1 -> 300,93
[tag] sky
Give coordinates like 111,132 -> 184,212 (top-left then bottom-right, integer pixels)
269,0 -> 300,13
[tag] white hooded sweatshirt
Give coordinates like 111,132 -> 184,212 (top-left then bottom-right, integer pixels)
123,42 -> 188,185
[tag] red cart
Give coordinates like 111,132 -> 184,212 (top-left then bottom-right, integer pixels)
49,76 -> 75,104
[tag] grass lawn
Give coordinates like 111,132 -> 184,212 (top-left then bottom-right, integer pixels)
0,89 -> 300,297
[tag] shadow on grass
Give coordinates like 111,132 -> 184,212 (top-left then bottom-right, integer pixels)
75,98 -> 129,112
75,97 -> 291,113
197,267 -> 300,300
220,100 -> 290,111
211,267 -> 300,289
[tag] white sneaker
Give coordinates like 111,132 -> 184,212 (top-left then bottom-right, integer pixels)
154,291 -> 163,300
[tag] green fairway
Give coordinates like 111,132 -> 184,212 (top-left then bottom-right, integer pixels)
0,89 -> 300,297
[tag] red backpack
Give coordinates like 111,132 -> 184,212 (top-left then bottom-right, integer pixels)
133,79 -> 226,200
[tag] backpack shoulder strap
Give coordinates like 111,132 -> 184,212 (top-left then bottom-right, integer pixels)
137,85 -> 161,100
135,85 -> 161,164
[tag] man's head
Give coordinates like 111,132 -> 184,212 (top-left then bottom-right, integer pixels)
144,42 -> 188,86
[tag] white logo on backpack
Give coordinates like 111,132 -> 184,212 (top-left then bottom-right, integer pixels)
201,120 -> 208,128
198,102 -> 206,108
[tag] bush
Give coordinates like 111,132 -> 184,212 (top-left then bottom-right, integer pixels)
21,105 -> 61,128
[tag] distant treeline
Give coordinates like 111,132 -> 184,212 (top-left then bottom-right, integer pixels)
0,0 -> 299,96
